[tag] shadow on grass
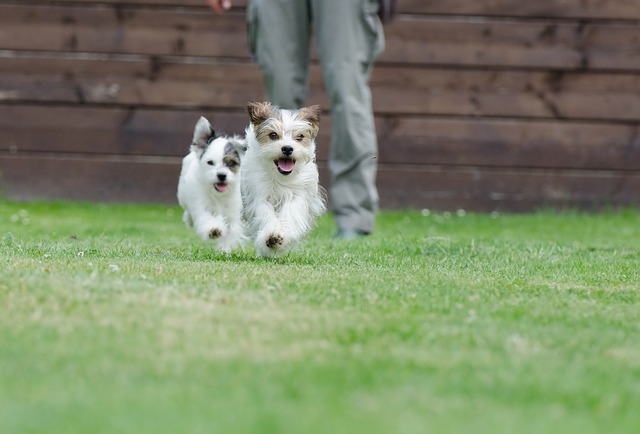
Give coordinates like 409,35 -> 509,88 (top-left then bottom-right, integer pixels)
181,245 -> 319,267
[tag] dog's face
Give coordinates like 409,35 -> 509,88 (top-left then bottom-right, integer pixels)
191,117 -> 247,193
246,102 -> 321,176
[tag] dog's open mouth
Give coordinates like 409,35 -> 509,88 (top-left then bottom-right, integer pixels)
214,182 -> 228,193
275,158 -> 295,175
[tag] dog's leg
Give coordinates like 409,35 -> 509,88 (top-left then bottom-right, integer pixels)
254,198 -> 313,258
193,212 -> 228,243
216,219 -> 245,253
182,210 -> 194,228
252,201 -> 285,258
278,197 -> 313,245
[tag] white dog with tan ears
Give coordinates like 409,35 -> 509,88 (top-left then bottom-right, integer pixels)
242,102 -> 326,258
177,116 -> 247,253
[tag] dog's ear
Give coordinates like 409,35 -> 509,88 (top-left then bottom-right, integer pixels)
230,136 -> 248,157
192,116 -> 216,152
298,105 -> 321,137
247,102 -> 275,127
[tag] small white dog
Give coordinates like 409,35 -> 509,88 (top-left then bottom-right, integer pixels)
242,102 -> 326,258
177,116 -> 247,253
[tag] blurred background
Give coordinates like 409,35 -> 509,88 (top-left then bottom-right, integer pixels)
1,0 -> 639,212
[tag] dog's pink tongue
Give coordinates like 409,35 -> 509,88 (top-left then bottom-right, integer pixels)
277,158 -> 295,172
215,183 -> 228,193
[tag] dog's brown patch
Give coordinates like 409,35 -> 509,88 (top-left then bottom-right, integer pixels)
247,101 -> 278,127
255,119 -> 284,144
223,141 -> 241,173
298,105 -> 321,139
298,105 -> 321,129
290,127 -> 315,147
223,156 -> 240,173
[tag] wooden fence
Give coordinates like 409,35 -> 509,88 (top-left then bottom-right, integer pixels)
1,0 -> 639,211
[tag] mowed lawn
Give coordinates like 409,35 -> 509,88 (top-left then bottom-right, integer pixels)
1,200 -> 639,434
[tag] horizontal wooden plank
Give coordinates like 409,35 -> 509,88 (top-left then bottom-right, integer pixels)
2,153 -> 639,211
0,105 -> 251,157
398,0 -> 640,20
21,0 -> 249,7
0,57 -> 270,110
1,105 -> 639,171
377,117 -> 640,171
3,56 -> 640,121
0,153 -> 182,204
376,164 -> 640,211
0,4 -> 250,59
21,0 -> 640,20
2,4 -> 640,71
373,67 -> 640,121
382,18 -> 640,71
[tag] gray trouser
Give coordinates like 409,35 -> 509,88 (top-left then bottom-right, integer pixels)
247,0 -> 384,233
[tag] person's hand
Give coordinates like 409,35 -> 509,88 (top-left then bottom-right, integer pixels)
206,0 -> 232,14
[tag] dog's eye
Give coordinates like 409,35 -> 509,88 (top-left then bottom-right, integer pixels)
226,161 -> 237,168
268,132 -> 279,140
207,160 -> 214,166
295,134 -> 305,142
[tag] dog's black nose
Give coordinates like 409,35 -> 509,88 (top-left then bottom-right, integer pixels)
217,173 -> 227,182
281,145 -> 293,156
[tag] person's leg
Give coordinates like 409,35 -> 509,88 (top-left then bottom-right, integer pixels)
311,0 -> 384,235
246,0 -> 311,109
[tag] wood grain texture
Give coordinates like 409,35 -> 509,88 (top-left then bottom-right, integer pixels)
2,154 -> 639,211
398,0 -> 640,20
22,0 -> 640,20
1,0 -> 639,210
0,105 -> 249,157
3,56 -> 640,121
2,105 -> 638,171
2,4 -> 640,70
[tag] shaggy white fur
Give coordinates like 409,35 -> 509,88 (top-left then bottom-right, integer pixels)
241,102 -> 326,258
177,116 -> 247,253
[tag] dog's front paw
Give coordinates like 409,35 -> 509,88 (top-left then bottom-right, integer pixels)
209,227 -> 223,239
266,233 -> 283,249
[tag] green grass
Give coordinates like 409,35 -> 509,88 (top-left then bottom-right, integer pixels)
1,200 -> 639,434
